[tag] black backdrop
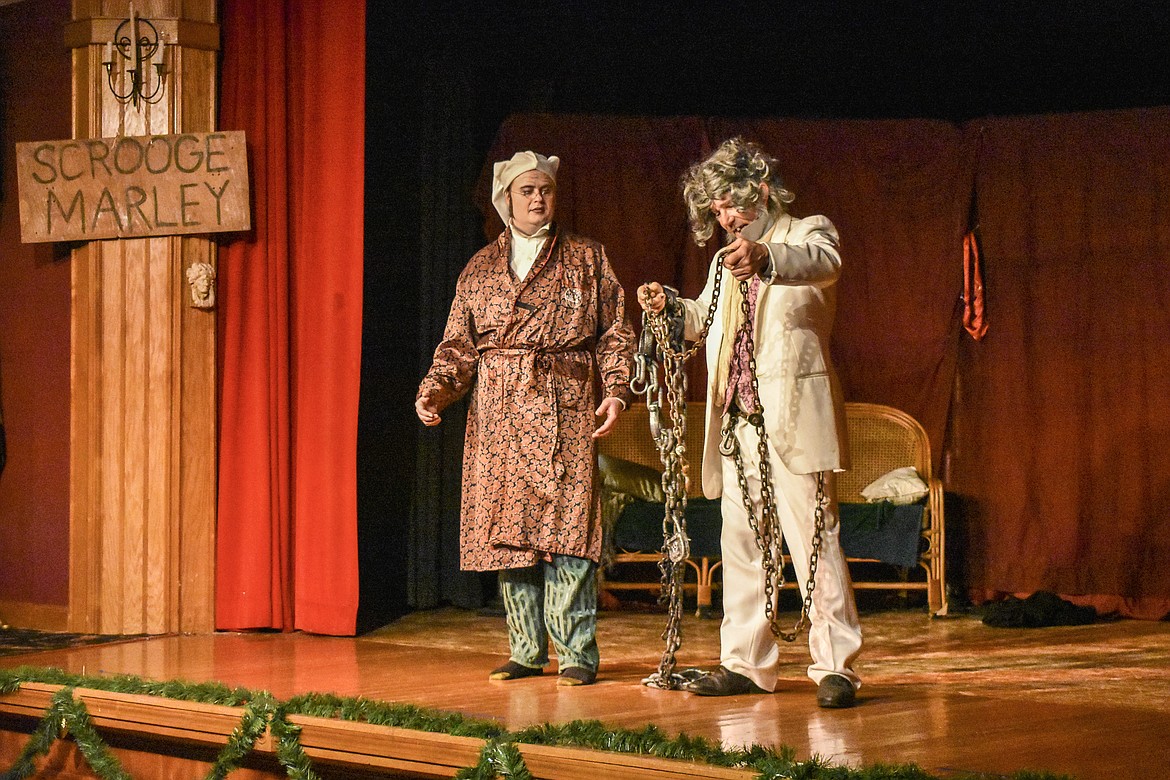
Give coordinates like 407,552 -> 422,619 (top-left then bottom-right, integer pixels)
356,1 -> 1170,631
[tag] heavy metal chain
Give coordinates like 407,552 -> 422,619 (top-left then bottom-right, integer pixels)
642,251 -> 725,366
719,284 -> 826,641
635,250 -> 726,690
642,351 -> 689,689
635,247 -> 828,693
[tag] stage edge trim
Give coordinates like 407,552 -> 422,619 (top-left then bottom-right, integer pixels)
1,683 -> 755,780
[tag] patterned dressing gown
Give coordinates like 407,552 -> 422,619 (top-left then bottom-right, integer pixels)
418,225 -> 635,571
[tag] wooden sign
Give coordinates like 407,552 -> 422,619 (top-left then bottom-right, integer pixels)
15,131 -> 251,243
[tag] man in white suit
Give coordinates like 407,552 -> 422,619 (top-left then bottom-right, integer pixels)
638,138 -> 861,707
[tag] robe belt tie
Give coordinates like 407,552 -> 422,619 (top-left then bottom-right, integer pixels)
481,346 -> 592,479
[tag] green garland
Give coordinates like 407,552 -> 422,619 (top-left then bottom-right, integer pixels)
0,666 -> 1074,780
456,740 -> 534,780
268,703 -> 319,780
206,692 -> 274,780
3,687 -> 130,780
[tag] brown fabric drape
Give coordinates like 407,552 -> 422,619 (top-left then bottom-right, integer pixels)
483,116 -> 974,467
952,108 -> 1170,619
709,118 -> 976,461
216,0 -> 364,634
480,114 -> 715,397
478,110 -> 1170,619
480,114 -> 711,289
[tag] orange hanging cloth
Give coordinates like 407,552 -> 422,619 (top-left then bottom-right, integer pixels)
963,230 -> 989,340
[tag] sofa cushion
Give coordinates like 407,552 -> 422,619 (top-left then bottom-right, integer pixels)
611,497 -> 723,558
598,454 -> 665,503
608,498 -> 925,569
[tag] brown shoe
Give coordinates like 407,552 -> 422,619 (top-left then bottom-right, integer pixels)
683,666 -> 766,696
557,666 -> 597,686
816,674 -> 857,708
489,661 -> 543,681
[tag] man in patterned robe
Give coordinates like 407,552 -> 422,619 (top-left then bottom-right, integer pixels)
416,151 -> 634,686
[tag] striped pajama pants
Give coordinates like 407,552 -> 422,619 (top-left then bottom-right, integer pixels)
498,554 -> 599,672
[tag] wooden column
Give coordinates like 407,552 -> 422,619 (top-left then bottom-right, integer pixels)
65,1 -> 220,634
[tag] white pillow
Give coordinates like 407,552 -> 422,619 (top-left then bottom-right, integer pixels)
860,466 -> 929,505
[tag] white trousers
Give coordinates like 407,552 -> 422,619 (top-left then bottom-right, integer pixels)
718,416 -> 862,692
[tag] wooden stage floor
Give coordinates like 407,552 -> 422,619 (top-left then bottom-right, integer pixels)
2,606 -> 1168,779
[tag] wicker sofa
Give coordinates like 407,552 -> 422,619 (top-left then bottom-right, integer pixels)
596,401 -> 948,617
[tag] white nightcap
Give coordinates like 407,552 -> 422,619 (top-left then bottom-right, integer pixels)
491,150 -> 560,224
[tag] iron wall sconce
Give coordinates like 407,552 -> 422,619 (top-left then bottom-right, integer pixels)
102,2 -> 169,107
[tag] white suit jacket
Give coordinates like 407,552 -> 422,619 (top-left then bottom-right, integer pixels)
681,212 -> 850,499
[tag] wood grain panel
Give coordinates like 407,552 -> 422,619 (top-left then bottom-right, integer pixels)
177,237 -> 216,631
0,685 -> 758,780
144,237 -> 173,633
68,1 -> 220,635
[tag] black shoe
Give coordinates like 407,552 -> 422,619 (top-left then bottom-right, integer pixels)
489,660 -> 543,681
684,666 -> 766,696
557,666 -> 597,686
816,674 -> 857,708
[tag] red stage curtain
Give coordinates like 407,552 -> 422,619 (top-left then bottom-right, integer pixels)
216,0 -> 364,634
953,108 -> 1170,619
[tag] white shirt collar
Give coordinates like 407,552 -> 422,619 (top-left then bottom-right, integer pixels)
508,221 -> 551,282
509,220 -> 551,240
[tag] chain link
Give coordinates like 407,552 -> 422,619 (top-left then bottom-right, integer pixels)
647,351 -> 688,688
637,252 -> 726,689
641,246 -> 726,365
635,249 -> 827,687
721,282 -> 827,642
